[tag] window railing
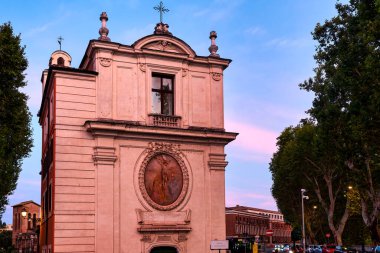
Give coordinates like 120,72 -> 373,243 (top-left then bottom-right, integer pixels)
149,114 -> 181,128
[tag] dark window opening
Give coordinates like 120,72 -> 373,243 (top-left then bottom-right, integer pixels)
33,213 -> 37,228
28,213 -> 32,230
151,74 -> 174,115
150,246 -> 177,253
57,57 -> 65,66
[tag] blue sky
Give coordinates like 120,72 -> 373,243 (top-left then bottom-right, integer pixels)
1,0 -> 344,224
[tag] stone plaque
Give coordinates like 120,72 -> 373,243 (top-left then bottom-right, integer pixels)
144,154 -> 183,206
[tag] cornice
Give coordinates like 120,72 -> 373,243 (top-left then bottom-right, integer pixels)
84,120 -> 237,145
79,39 -> 231,71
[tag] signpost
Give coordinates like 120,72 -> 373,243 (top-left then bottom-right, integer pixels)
211,240 -> 229,253
266,229 -> 274,236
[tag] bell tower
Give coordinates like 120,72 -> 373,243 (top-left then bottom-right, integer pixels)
39,10 -> 237,253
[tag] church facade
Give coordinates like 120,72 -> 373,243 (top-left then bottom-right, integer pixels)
38,12 -> 237,253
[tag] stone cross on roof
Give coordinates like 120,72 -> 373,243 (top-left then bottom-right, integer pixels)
58,36 -> 63,50
154,1 -> 169,23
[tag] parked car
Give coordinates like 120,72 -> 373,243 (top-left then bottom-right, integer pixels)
335,246 -> 344,253
314,245 -> 323,253
306,245 -> 313,253
283,245 -> 290,253
273,244 -> 282,253
322,244 -> 336,253
342,246 -> 357,253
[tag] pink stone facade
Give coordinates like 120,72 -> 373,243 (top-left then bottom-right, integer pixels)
39,20 -> 236,253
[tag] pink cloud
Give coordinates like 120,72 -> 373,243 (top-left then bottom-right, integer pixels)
226,120 -> 278,156
226,188 -> 278,211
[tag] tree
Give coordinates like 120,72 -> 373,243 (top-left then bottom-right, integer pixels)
270,122 -> 352,245
0,230 -> 13,253
0,22 -> 33,218
300,0 -> 380,243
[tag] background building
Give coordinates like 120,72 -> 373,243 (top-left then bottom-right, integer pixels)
38,11 -> 236,253
226,205 -> 292,252
12,200 -> 40,253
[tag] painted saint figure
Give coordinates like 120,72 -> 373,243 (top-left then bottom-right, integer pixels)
145,154 -> 183,206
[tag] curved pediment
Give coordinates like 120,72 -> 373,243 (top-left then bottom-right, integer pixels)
133,35 -> 196,58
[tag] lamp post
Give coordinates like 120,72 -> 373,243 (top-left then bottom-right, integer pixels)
301,189 -> 309,251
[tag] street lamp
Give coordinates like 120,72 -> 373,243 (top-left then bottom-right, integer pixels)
301,189 -> 309,251
21,208 -> 27,218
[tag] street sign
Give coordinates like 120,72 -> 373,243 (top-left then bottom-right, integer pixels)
325,233 -> 331,238
210,240 -> 229,250
266,229 -> 274,236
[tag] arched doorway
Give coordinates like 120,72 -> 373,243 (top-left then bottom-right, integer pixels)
150,246 -> 178,253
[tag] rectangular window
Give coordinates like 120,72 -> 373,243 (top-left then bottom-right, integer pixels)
151,74 -> 174,115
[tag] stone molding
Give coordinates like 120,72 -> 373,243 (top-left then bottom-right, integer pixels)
135,208 -> 191,225
139,233 -> 187,253
84,120 -> 238,146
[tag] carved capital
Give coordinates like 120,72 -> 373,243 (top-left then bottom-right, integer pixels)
208,153 -> 228,170
99,57 -> 112,67
93,146 -> 117,166
139,63 -> 146,72
182,68 -> 188,77
211,72 -> 222,81
141,234 -> 152,242
178,233 -> 187,242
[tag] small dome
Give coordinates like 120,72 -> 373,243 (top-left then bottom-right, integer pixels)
49,50 -> 72,67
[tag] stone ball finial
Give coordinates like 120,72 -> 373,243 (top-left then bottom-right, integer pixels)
209,31 -> 217,40
100,12 -> 109,21
208,31 -> 219,58
98,12 -> 110,41
154,23 -> 172,35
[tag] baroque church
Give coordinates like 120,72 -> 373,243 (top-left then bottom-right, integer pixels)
38,9 -> 237,253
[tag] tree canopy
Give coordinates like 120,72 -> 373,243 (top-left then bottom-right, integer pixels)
0,22 -> 33,218
270,0 -> 380,244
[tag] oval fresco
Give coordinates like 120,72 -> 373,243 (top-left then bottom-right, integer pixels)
144,154 -> 183,206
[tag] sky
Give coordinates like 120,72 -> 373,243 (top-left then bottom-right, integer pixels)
1,0 -> 344,224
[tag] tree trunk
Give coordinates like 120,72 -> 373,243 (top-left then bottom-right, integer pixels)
369,219 -> 380,244
335,233 -> 343,246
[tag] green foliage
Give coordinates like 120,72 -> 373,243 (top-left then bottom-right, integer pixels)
271,0 -> 380,244
291,226 -> 302,242
0,230 -> 13,253
270,122 -> 350,244
0,22 -> 33,219
299,0 -> 380,243
343,215 -> 371,245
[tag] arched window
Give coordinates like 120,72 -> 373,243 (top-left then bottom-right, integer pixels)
28,213 -> 32,229
57,57 -> 65,66
33,213 -> 37,228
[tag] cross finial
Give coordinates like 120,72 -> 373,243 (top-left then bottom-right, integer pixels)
57,36 -> 64,50
154,1 -> 169,23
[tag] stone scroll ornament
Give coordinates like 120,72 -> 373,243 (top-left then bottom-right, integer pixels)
99,57 -> 112,67
139,143 -> 189,211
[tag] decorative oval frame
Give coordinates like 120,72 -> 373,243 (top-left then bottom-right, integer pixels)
138,143 -> 189,211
